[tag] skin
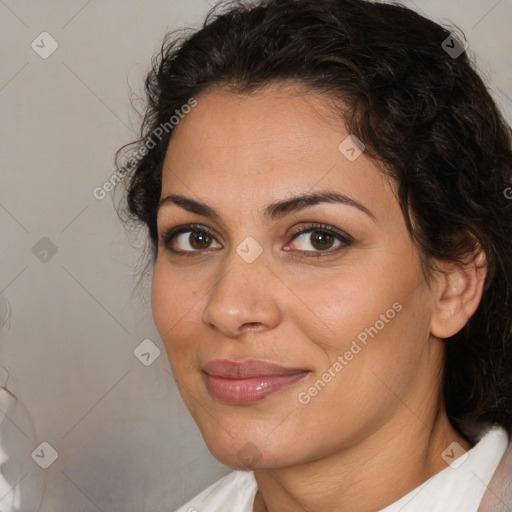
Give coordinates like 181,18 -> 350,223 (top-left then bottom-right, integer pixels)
151,83 -> 487,512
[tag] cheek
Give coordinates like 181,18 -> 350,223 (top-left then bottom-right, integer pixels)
298,250 -> 428,377
151,262 -> 173,336
150,260 -> 201,356
289,265 -> 398,354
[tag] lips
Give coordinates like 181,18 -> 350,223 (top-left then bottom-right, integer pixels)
202,359 -> 309,405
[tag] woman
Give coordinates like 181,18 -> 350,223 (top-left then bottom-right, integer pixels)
118,0 -> 512,510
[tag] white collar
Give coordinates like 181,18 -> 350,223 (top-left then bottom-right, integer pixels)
378,426 -> 509,512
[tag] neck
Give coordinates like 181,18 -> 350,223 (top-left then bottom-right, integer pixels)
253,410 -> 471,512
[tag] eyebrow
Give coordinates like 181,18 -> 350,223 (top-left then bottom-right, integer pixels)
157,190 -> 376,222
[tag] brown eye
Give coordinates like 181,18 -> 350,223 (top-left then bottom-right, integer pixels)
162,225 -> 222,253
189,231 -> 213,250
309,231 -> 335,250
287,224 -> 352,255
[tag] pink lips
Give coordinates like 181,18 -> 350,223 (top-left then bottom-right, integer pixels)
202,359 -> 309,405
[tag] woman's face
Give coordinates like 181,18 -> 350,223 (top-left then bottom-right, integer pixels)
152,83 -> 443,469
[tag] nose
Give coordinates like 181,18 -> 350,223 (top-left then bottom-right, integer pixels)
201,250 -> 282,338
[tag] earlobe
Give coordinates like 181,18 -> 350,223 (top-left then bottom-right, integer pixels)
430,244 -> 487,339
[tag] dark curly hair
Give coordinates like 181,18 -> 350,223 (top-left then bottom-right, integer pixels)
118,0 -> 512,441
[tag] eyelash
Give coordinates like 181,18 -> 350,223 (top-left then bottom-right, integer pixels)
160,222 -> 353,258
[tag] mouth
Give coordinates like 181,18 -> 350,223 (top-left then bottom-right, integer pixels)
202,359 -> 310,405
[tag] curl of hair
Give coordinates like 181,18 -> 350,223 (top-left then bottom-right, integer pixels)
117,0 -> 512,440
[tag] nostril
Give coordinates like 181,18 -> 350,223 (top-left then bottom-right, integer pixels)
243,322 -> 259,327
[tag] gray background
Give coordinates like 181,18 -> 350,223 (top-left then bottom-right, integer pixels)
0,1 -> 510,511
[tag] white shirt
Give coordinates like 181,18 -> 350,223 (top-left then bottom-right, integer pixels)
175,426 -> 509,512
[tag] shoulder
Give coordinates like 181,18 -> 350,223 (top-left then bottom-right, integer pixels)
174,470 -> 257,512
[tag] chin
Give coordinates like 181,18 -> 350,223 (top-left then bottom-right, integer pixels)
200,426 -> 302,471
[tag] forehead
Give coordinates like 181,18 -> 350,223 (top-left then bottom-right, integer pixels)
160,83 -> 395,222
167,82 -> 341,150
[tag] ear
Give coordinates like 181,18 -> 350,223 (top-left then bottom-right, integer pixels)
430,241 -> 488,339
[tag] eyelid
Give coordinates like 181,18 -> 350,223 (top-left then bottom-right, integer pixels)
159,223 -> 218,248
289,223 -> 352,244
